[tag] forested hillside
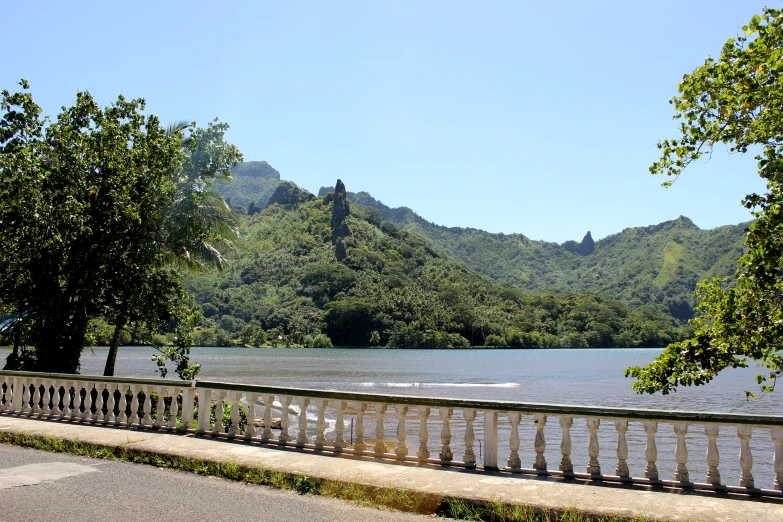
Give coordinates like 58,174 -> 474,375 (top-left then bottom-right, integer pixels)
317,186 -> 747,322
184,181 -> 685,348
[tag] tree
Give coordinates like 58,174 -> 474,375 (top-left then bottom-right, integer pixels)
626,9 -> 783,396
0,81 -> 233,376
101,120 -> 242,377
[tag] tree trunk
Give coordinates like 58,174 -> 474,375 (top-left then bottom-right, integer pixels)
104,320 -> 125,377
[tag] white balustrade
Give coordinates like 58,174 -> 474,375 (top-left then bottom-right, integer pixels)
2,371 -> 783,497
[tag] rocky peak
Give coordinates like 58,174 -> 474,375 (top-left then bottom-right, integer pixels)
563,231 -> 595,256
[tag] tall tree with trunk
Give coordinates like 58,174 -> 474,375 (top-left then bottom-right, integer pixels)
102,120 -> 242,377
0,81 -> 181,373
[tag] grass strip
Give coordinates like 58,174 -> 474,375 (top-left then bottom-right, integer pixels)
0,431 -> 656,521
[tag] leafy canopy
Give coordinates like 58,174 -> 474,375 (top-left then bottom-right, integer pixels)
626,9 -> 783,395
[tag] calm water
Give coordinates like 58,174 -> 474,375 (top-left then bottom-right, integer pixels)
2,347 -> 780,488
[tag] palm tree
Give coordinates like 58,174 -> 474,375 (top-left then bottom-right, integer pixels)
102,121 -> 242,376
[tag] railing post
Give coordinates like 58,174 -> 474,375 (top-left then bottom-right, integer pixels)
153,385 -> 164,429
106,384 -> 117,424
212,390 -> 225,436
705,424 -> 721,485
279,395 -> 292,444
32,379 -> 41,414
416,406 -> 430,461
314,399 -> 327,449
559,415 -> 573,475
141,385 -> 153,428
21,378 -> 31,414
586,417 -> 601,476
244,392 -> 257,440
228,392 -> 240,438
60,381 -> 71,418
181,385 -> 195,430
614,419 -> 629,479
737,425 -> 754,489
196,388 -> 211,435
295,397 -> 309,447
395,404 -> 408,460
773,426 -> 783,492
41,381 -> 52,416
533,413 -> 547,472
262,394 -> 275,442
508,411 -> 522,472
334,400 -> 346,451
82,383 -> 94,422
483,409 -> 498,470
463,408 -> 476,468
129,385 -> 140,426
12,377 -> 22,413
354,402 -> 367,452
439,407 -> 453,463
167,386 -> 180,431
374,403 -> 387,456
644,420 -> 659,482
673,422 -> 690,484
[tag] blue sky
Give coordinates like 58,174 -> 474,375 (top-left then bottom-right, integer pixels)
1,1 -> 772,242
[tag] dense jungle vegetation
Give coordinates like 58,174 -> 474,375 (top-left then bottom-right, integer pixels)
137,180 -> 689,349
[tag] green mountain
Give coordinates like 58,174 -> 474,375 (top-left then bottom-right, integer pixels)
215,161 -> 282,209
186,181 -> 685,348
316,186 -> 748,322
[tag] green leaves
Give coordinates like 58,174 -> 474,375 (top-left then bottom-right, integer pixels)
631,8 -> 783,396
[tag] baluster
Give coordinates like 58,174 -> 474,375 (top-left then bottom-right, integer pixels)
262,394 -> 275,442
737,425 -> 754,488
705,424 -> 721,485
153,386 -> 165,429
10,377 -> 21,412
533,413 -> 547,472
244,393 -> 257,440
314,399 -> 327,449
559,415 -> 573,475
673,422 -> 690,483
32,380 -> 41,414
72,381 -> 82,420
279,395 -> 292,444
463,408 -> 476,468
212,391 -> 225,436
60,381 -> 70,419
141,386 -> 153,428
374,403 -> 387,456
53,382 -> 64,417
196,388 -> 212,435
772,427 -> 783,491
354,402 -> 367,452
395,404 -> 408,460
333,400 -> 346,451
439,407 -> 453,462
0,381 -> 6,411
614,419 -> 629,479
21,379 -> 31,414
417,406 -> 430,462
41,382 -> 52,416
180,386 -> 195,430
295,397 -> 309,447
167,387 -> 180,431
506,411 -> 522,471
129,385 -> 140,426
82,383 -> 94,422
108,385 -> 118,424
643,420 -> 658,481
116,385 -> 127,425
586,417 -> 601,476
228,392 -> 240,438
94,385 -> 105,422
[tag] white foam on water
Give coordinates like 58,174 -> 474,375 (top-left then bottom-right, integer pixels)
357,382 -> 523,388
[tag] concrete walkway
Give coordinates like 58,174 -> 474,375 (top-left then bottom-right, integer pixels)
1,415 -> 781,521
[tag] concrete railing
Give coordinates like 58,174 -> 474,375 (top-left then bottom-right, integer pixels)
1,370 -> 782,497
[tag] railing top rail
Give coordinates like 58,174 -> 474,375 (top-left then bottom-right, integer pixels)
3,370 -> 782,426
198,379 -> 783,426
0,370 -> 185,388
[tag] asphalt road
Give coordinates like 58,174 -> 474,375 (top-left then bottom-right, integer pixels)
0,444 -> 437,522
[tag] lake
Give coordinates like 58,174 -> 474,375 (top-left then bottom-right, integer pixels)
2,346 -> 780,488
